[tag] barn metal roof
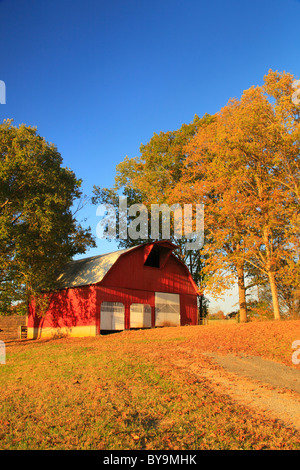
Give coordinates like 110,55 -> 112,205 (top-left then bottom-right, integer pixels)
56,246 -> 137,289
54,241 -> 200,293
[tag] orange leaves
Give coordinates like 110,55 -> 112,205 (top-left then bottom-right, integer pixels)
171,70 -> 300,320
1,323 -> 300,449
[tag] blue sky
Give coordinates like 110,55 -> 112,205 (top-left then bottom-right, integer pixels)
1,0 -> 299,310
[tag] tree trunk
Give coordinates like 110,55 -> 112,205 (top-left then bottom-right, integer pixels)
262,226 -> 281,320
198,294 -> 203,325
268,270 -> 281,320
237,265 -> 247,322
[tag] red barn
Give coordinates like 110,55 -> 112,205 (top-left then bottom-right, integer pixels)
27,241 -> 200,339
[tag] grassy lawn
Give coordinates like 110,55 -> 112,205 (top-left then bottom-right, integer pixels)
1,321 -> 300,450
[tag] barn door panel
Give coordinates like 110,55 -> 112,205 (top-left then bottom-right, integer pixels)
155,292 -> 180,327
130,303 -> 152,328
100,302 -> 125,330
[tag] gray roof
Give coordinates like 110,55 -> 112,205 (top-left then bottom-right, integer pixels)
56,246 -> 137,289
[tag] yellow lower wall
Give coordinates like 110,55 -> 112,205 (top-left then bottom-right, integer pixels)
27,325 -> 97,339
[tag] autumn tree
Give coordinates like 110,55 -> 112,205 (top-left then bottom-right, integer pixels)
177,70 -> 300,321
93,70 -> 299,322
172,120 -> 250,322
262,70 -> 300,295
93,115 -> 212,315
0,120 -> 95,314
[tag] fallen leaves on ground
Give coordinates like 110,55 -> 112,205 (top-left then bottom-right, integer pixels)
0,319 -> 300,450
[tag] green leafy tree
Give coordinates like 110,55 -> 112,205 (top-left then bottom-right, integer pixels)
0,120 -> 95,315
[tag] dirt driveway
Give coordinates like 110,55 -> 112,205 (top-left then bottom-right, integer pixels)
205,353 -> 300,394
175,348 -> 300,432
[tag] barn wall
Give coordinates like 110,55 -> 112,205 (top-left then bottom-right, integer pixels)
27,245 -> 199,338
96,285 -> 155,332
27,285 -> 99,339
27,285 -> 154,337
180,293 -> 198,325
28,285 -> 198,338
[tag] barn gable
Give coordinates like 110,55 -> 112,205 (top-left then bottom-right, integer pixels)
100,241 -> 199,296
143,241 -> 174,268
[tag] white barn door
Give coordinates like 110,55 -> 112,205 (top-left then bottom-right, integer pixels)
130,303 -> 152,328
155,292 -> 180,327
100,302 -> 125,330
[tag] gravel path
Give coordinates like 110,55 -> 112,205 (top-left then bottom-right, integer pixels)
173,348 -> 300,432
202,353 -> 300,432
205,353 -> 300,394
